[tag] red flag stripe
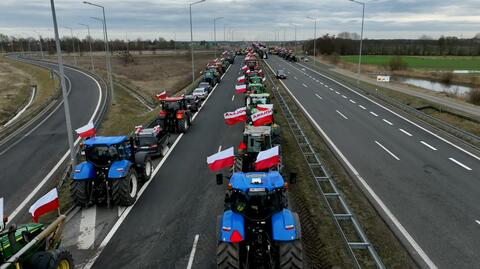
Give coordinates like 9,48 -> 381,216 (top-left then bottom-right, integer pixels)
31,198 -> 59,223
255,155 -> 280,171
208,156 -> 235,172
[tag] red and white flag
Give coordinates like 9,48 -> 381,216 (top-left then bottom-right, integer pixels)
207,147 -> 235,172
256,104 -> 273,111
29,188 -> 59,223
75,122 -> 96,138
237,76 -> 246,83
255,146 -> 280,171
246,69 -> 252,74
235,84 -> 247,94
156,91 -> 167,100
224,107 -> 247,125
134,125 -> 143,134
241,65 -> 248,72
252,109 -> 273,126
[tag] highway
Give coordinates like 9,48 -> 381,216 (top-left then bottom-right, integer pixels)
85,57 -> 245,268
266,55 -> 480,268
0,56 -> 106,223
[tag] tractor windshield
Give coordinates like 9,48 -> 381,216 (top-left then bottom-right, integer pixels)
85,145 -> 119,167
229,189 -> 285,220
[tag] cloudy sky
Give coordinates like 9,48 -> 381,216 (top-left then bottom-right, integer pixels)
1,0 -> 480,41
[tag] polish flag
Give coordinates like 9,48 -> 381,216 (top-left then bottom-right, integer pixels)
29,188 -> 59,223
134,125 -> 143,134
156,91 -> 167,100
255,146 -> 280,171
75,122 -> 96,138
235,84 -> 247,94
224,107 -> 247,125
246,69 -> 252,74
241,65 -> 248,72
257,104 -> 273,111
237,76 -> 246,83
252,109 -> 273,126
207,147 -> 235,172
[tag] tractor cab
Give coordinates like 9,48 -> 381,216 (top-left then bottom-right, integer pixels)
82,136 -> 133,168
247,83 -> 266,94
246,93 -> 271,107
242,125 -> 273,154
158,97 -> 191,133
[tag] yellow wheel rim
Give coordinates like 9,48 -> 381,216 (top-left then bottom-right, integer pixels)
57,260 -> 70,269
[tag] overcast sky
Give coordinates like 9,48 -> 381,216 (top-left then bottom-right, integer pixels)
1,0 -> 480,41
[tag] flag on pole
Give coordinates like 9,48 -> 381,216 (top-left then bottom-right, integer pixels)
134,125 -> 143,134
256,104 -> 273,111
29,188 -> 59,223
235,84 -> 247,94
224,107 -> 247,125
156,91 -> 167,100
255,146 -> 280,171
75,122 -> 96,138
207,147 -> 235,172
252,109 -> 273,126
237,76 -> 246,84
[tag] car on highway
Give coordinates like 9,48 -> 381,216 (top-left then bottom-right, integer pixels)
134,126 -> 170,158
185,94 -> 201,112
276,69 -> 287,79
192,87 -> 208,100
197,81 -> 212,93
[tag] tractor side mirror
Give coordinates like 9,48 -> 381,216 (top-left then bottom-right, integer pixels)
216,173 -> 224,185
289,173 -> 297,184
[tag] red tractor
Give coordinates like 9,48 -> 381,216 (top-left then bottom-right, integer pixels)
158,97 -> 192,133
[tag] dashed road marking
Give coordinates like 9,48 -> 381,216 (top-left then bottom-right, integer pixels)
302,83 -> 308,88
448,158 -> 472,171
336,110 -> 348,120
342,95 -> 347,99
399,129 -> 413,137
370,111 -> 379,117
231,95 -> 235,101
359,105 -> 366,110
375,141 -> 400,160
315,94 -> 323,100
294,76 -> 298,80
186,234 -> 200,269
420,141 -> 438,151
475,220 -> 480,225
383,119 -> 394,126
349,99 -> 356,104
335,91 -> 340,95
218,145 -> 222,152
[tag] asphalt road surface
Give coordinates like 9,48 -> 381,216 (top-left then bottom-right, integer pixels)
88,57 -> 245,268
266,55 -> 480,269
0,56 -> 106,223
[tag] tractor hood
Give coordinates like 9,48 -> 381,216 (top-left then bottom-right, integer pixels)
84,136 -> 128,146
229,172 -> 284,192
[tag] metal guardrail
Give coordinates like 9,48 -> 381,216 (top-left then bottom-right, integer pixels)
263,62 -> 386,269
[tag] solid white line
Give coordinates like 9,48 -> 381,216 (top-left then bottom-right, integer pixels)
297,61 -> 480,162
4,86 -> 36,127
349,99 -> 356,104
264,59 -> 437,269
399,129 -> 413,137
231,95 -> 235,101
186,234 -> 200,269
342,95 -> 347,99
359,105 -> 367,110
375,141 -> 400,161
78,206 -> 97,250
302,83 -> 308,88
336,110 -> 348,120
420,141 -> 438,151
315,94 -> 323,100
448,158 -> 472,171
370,111 -> 379,117
383,119 -> 394,126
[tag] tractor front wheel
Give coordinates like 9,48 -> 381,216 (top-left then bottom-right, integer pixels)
278,240 -> 303,269
27,249 -> 74,269
112,169 -> 138,206
217,242 -> 240,269
70,180 -> 90,207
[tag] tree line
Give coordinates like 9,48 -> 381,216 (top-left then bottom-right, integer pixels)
302,32 -> 480,56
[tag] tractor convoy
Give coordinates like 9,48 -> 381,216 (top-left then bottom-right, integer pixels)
212,45 -> 304,268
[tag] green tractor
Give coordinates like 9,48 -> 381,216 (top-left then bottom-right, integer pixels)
0,215 -> 73,269
245,93 -> 273,114
203,68 -> 218,86
247,83 -> 266,94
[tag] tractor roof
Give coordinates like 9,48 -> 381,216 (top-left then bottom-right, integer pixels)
244,125 -> 271,136
230,171 -> 284,192
84,136 -> 128,146
161,97 -> 184,102
249,93 -> 270,98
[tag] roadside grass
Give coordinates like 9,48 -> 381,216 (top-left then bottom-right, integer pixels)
264,64 -> 418,268
340,55 -> 480,70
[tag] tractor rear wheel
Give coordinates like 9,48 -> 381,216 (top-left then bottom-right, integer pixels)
112,169 -> 138,206
70,180 -> 90,207
177,116 -> 188,133
217,242 -> 240,269
27,249 -> 74,269
278,240 -> 303,269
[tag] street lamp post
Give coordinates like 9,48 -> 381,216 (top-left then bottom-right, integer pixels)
79,23 -> 94,72
34,31 -> 44,59
65,27 -> 77,65
49,0 -> 76,166
213,16 -> 224,58
290,23 -> 297,53
84,1 -> 115,100
349,0 -> 365,84
189,0 -> 206,84
306,17 -> 317,66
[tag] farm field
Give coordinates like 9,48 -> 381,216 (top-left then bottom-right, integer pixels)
340,55 -> 480,70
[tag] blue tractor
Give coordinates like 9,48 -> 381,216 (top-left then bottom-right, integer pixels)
71,136 -> 153,207
216,171 -> 303,268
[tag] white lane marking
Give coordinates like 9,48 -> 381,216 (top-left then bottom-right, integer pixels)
448,158 -> 472,171
302,83 -> 308,88
399,129 -> 413,137
78,206 -> 97,250
186,234 -> 200,269
329,88 -> 334,91
475,220 -> 480,225
370,111 -> 379,117
341,95 -> 347,99
383,119 -> 394,126
84,60 -> 232,269
375,141 -> 400,161
297,61 -> 480,162
6,65 -> 103,224
320,82 -> 324,85
218,145 -> 222,152
359,105 -> 367,110
336,110 -> 348,120
264,57 -> 437,269
324,85 -> 329,88
335,91 -> 340,95
4,86 -> 36,127
231,95 -> 235,101
294,76 -> 298,80
420,141 -> 438,151
315,94 -> 323,100
349,99 -> 356,104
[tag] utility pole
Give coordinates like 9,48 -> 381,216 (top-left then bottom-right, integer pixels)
66,27 -> 77,65
79,23 -> 94,71
349,0 -> 366,84
189,0 -> 206,84
213,16 -> 224,58
50,0 -> 76,166
34,31 -> 44,59
306,17 -> 317,66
